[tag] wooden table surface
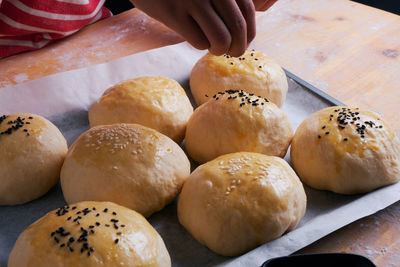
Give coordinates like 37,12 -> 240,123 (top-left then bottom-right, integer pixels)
1,0 -> 399,266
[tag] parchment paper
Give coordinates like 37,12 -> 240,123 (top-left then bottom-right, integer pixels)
1,43 -> 399,267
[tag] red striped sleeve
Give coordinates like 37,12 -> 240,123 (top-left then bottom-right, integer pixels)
0,0 -> 112,58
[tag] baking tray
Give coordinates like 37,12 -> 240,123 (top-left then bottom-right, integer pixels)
0,43 -> 399,267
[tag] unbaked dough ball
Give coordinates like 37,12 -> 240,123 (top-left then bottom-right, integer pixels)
0,114 -> 67,205
89,76 -> 193,143
178,152 -> 306,256
291,106 -> 400,194
185,90 -> 293,163
60,123 -> 190,217
190,49 -> 288,107
8,201 -> 171,267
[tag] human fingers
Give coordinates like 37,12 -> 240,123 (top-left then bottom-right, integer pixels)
190,1 -> 232,56
172,15 -> 211,50
257,0 -> 278,11
236,0 -> 256,47
211,0 -> 248,56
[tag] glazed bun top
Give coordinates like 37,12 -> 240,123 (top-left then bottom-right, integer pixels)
0,113 -> 67,205
185,89 -> 293,163
89,76 -> 193,143
177,152 -> 306,256
190,49 -> 288,107
60,123 -> 190,217
291,106 -> 400,194
8,201 -> 171,267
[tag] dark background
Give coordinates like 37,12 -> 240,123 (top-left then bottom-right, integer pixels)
352,0 -> 399,15
104,0 -> 399,15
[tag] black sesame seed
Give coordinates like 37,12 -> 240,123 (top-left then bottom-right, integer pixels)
325,132 -> 330,135
103,208 -> 108,213
344,138 -> 348,141
95,222 -> 100,226
318,135 -> 321,139
115,239 -> 119,244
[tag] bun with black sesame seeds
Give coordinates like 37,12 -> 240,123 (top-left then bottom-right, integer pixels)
0,113 -> 68,205
177,152 -> 306,256
291,106 -> 400,194
184,90 -> 293,163
88,76 -> 193,144
190,49 -> 288,107
60,123 -> 190,217
8,201 -> 171,267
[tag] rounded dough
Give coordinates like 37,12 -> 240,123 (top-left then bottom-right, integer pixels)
185,90 -> 293,163
8,201 -> 171,267
190,49 -> 288,107
61,123 -> 190,217
0,113 -> 67,205
178,152 -> 306,256
291,106 -> 400,194
89,76 -> 193,143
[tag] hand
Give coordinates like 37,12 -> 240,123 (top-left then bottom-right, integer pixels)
130,0 -> 256,57
253,0 -> 278,11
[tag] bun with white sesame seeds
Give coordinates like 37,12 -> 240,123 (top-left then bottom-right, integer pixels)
0,113 -> 68,205
60,123 -> 190,217
185,90 -> 293,163
177,152 -> 306,256
291,106 -> 400,194
190,50 -> 288,107
88,76 -> 193,144
8,201 -> 171,267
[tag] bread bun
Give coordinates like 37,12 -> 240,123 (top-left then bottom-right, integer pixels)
178,152 -> 306,256
190,49 -> 288,107
0,114 -> 67,205
60,123 -> 190,217
291,106 -> 400,194
8,201 -> 171,267
185,90 -> 293,163
89,76 -> 193,143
